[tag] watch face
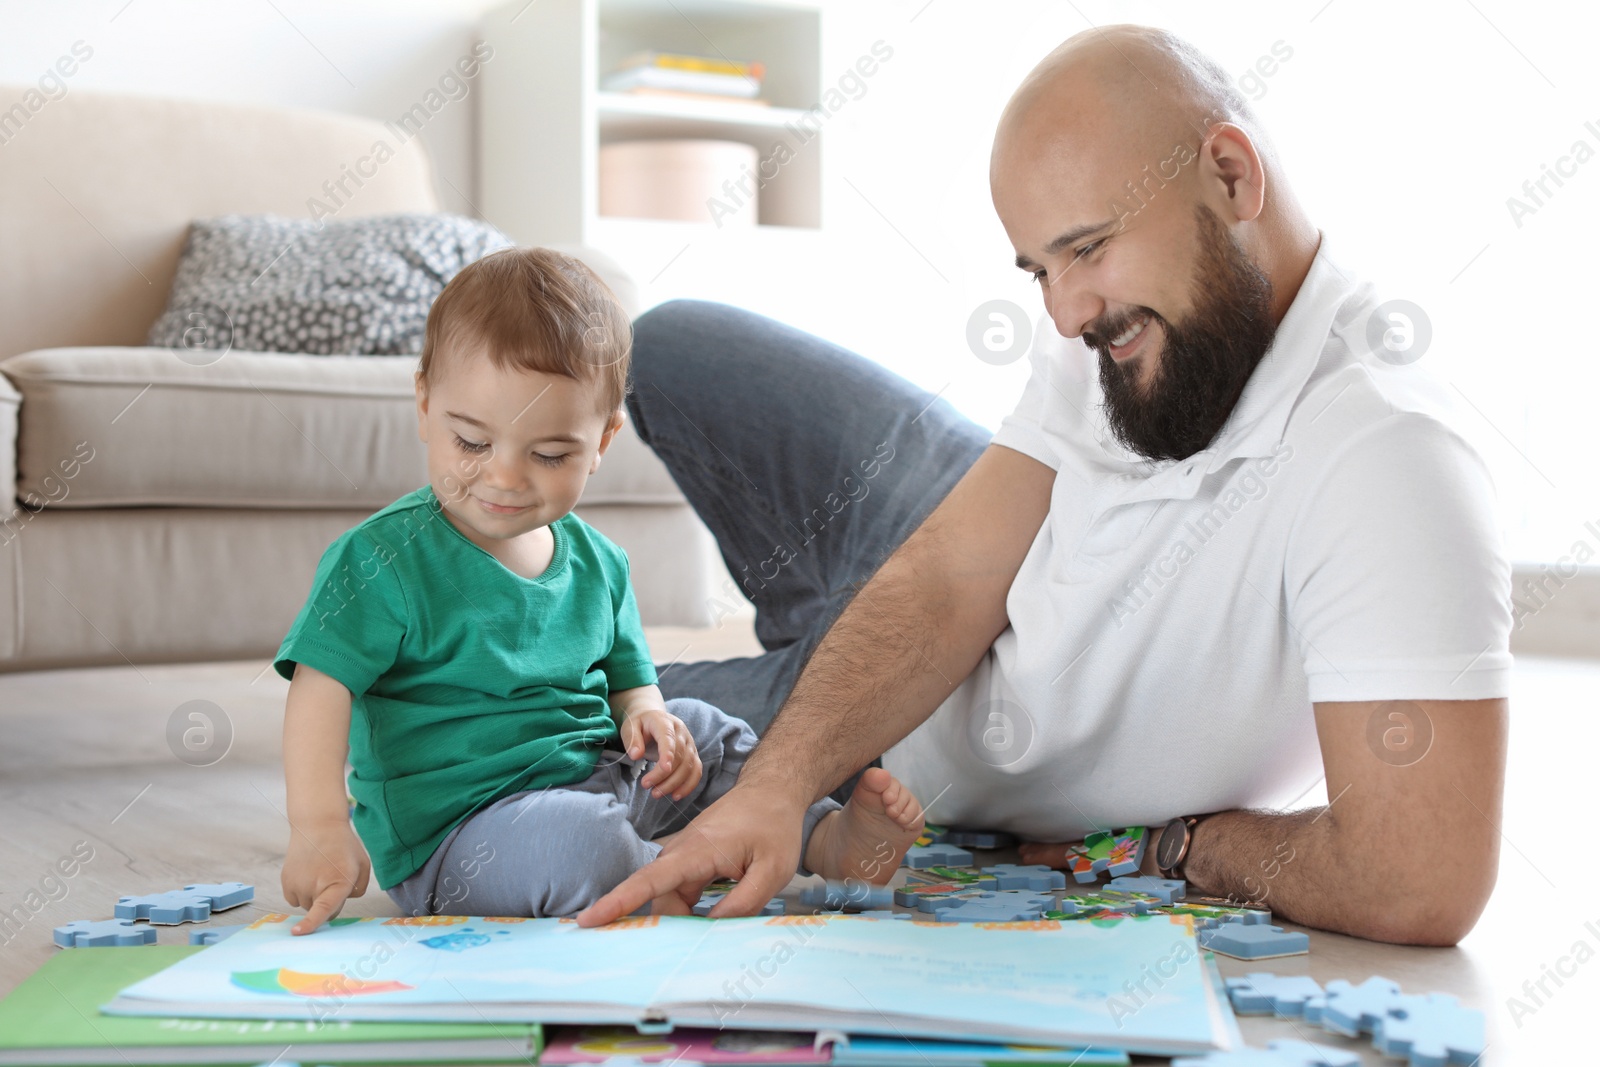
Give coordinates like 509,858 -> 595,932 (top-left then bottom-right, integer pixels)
1156,820 -> 1188,870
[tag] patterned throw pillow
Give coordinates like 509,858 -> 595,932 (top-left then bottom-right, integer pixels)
148,213 -> 515,356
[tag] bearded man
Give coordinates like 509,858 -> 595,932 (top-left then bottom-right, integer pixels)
579,24 -> 1510,946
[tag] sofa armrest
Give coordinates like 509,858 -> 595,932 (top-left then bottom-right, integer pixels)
0,368 -> 18,510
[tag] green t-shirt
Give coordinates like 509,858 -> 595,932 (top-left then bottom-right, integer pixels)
274,486 -> 659,889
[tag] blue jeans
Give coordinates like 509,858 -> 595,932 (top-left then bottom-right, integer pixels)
626,300 -> 990,748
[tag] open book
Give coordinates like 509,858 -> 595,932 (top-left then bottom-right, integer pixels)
104,913 -> 1234,1058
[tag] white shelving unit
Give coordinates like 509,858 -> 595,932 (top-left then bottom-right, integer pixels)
479,0 -> 826,288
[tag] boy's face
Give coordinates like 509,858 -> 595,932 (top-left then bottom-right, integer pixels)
414,347 -> 624,550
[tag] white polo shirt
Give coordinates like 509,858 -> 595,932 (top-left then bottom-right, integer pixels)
883,237 -> 1512,840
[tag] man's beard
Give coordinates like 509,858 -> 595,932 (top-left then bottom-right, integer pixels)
1086,205 -> 1277,462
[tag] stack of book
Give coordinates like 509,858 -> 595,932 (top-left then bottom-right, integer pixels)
0,947 -> 540,1065
602,52 -> 767,104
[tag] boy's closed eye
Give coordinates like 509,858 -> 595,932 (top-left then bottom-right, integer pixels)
453,433 -> 570,467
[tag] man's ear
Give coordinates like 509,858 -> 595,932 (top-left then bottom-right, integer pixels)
1197,122 -> 1267,224
590,408 -> 627,473
415,370 -> 431,443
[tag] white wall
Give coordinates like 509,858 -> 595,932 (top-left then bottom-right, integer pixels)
0,0 -> 500,217
2,0 -> 1594,564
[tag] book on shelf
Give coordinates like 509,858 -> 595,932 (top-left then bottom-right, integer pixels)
0,945 -> 539,1066
615,51 -> 766,79
603,51 -> 765,99
603,86 -> 772,108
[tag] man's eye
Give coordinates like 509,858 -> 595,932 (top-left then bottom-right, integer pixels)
1032,269 -> 1049,284
454,435 -> 489,453
1075,239 -> 1105,259
536,453 -> 568,468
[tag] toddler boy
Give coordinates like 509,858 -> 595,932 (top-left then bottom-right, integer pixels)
275,248 -> 923,932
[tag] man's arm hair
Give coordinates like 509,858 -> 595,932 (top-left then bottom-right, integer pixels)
740,443 -> 1056,805
1182,697 -> 1507,946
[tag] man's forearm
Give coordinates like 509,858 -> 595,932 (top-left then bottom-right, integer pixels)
1183,804 -> 1491,946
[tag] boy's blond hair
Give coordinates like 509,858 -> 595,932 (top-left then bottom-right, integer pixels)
418,246 -> 632,415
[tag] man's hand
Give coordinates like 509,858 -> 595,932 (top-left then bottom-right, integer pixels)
577,782 -> 805,926
621,707 -> 704,801
282,818 -> 371,935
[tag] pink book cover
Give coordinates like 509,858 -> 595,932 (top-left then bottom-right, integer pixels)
541,1025 -> 832,1065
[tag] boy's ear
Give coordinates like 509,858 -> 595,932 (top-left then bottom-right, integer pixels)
590,408 -> 627,473
414,371 -> 430,443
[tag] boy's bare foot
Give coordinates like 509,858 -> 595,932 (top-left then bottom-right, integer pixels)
803,767 -> 924,884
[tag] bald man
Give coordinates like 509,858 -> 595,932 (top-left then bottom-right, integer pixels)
579,26 -> 1510,945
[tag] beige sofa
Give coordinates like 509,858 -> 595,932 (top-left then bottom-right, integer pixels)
0,86 -> 726,673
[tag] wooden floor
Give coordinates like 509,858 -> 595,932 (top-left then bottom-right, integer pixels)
1,630 -> 1596,1064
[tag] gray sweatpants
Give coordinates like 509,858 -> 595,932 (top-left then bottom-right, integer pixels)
387,697 -> 841,918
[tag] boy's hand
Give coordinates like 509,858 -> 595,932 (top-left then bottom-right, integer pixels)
620,708 -> 703,801
282,819 -> 371,935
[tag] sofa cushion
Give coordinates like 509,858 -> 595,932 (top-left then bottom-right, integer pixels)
146,213 -> 515,358
1,347 -> 684,510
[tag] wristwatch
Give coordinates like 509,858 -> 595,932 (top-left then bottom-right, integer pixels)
1155,815 -> 1204,880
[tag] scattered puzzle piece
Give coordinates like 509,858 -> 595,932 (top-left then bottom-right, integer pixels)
1106,875 -> 1185,905
913,823 -> 949,847
943,827 -> 1016,849
901,844 -> 976,869
932,891 -> 1052,923
892,881 -> 971,908
907,865 -> 996,887
692,892 -> 784,917
1050,890 -> 1162,917
1316,977 -> 1406,1037
933,900 -> 1043,923
114,882 -> 254,925
1200,924 -> 1310,960
53,919 -> 158,948
188,925 -> 245,946
799,882 -> 894,911
1226,973 -> 1325,1017
912,889 -> 992,915
1170,1038 -> 1360,1067
1371,992 -> 1486,1067
981,863 -> 1068,891
1084,826 -> 1147,877
1163,902 -> 1272,926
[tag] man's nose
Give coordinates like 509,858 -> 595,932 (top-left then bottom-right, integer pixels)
1044,271 -> 1102,340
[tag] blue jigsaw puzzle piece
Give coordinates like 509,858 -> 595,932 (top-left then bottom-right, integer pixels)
933,891 -> 1052,923
692,892 -> 784,917
53,919 -> 158,948
943,828 -> 1016,849
1199,924 -> 1310,960
901,843 -> 975,869
1170,1039 -> 1360,1067
981,863 -> 1068,891
115,882 -> 253,925
181,882 -> 253,910
1225,973 -> 1325,1017
798,881 -> 894,911
932,901 -> 1040,923
914,890 -> 989,914
188,925 -> 245,946
1106,875 -> 1186,905
1371,992 -> 1485,1067
1316,976 -> 1406,1037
